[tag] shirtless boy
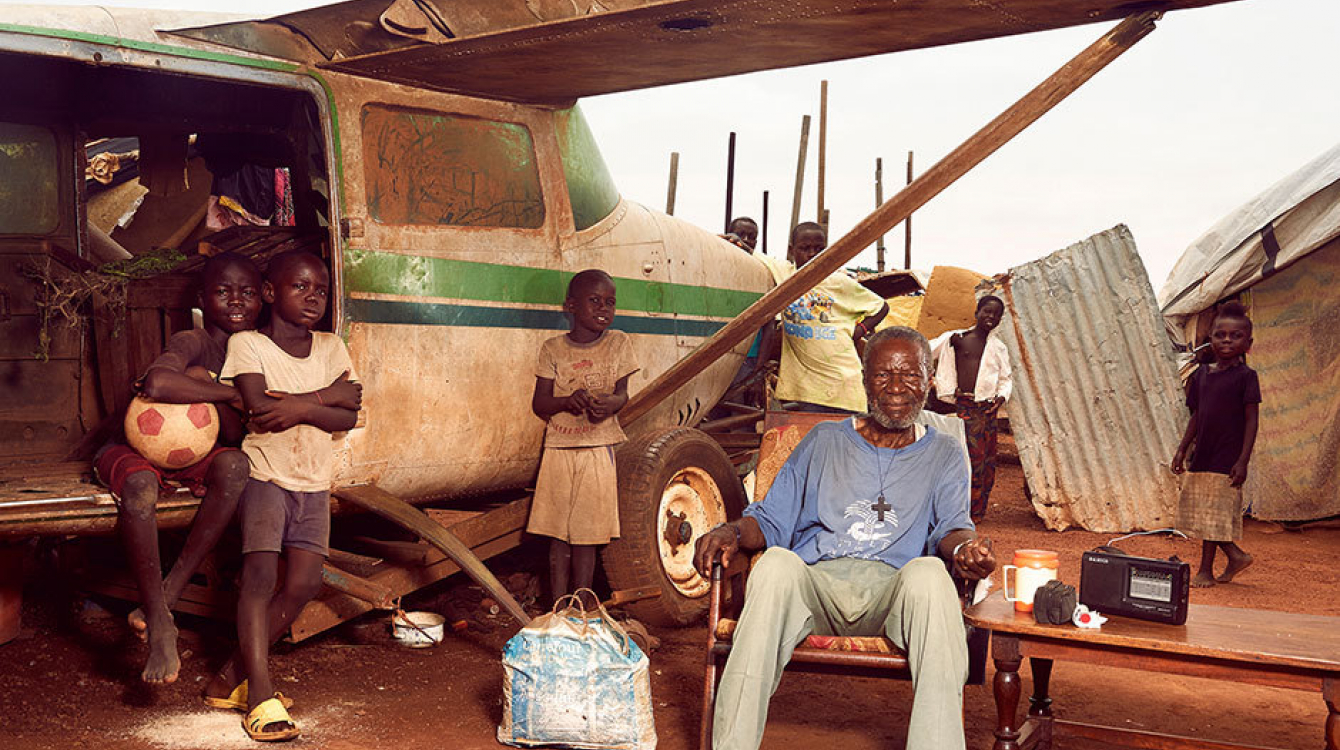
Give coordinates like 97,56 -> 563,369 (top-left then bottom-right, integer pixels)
94,252 -> 261,683
930,295 -> 1013,521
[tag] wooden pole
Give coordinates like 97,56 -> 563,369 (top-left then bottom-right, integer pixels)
905,150 -> 914,270
817,80 -> 828,225
621,12 -> 1160,427
788,114 -> 811,243
762,190 -> 770,255
875,157 -> 885,272
666,151 -> 679,215
724,131 -> 736,232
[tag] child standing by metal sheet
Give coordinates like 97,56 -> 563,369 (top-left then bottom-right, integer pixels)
1171,301 -> 1259,588
529,269 -> 639,609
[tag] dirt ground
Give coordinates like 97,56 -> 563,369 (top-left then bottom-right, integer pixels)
2,462 -> 1337,750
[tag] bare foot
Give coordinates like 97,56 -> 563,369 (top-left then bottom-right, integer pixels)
1216,553 -> 1254,583
127,608 -> 148,642
1191,571 -> 1217,588
142,615 -> 180,683
203,672 -> 237,703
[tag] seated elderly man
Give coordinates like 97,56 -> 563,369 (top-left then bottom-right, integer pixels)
694,326 -> 996,750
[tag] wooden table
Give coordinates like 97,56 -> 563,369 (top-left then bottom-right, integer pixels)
965,591 -> 1340,750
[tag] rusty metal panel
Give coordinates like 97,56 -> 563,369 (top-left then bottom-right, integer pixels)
361,105 -> 544,228
992,225 -> 1187,532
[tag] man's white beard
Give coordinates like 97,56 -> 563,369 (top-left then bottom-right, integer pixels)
865,397 -> 922,432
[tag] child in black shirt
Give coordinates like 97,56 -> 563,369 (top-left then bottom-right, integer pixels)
1171,302 -> 1260,588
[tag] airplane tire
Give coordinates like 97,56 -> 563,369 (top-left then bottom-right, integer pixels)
603,426 -> 745,627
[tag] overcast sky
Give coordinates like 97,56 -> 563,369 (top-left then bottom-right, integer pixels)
9,0 -> 1338,287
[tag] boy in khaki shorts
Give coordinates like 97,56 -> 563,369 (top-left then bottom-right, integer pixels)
529,269 -> 639,608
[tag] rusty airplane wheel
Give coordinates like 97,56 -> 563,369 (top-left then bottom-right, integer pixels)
603,427 -> 745,627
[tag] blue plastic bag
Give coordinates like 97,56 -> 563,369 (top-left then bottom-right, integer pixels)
498,592 -> 656,749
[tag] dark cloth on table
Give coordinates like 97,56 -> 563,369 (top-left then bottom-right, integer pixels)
1186,363 -> 1261,474
213,163 -> 276,219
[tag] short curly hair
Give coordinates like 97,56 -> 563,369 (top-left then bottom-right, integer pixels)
862,326 -> 931,375
1212,300 -> 1253,335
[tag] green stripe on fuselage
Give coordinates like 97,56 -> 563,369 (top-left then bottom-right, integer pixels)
346,298 -> 726,337
343,249 -> 759,319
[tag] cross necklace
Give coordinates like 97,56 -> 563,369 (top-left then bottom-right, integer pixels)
871,439 -> 903,522
862,421 -> 916,523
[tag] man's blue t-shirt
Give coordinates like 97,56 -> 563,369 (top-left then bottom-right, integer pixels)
744,419 -> 972,569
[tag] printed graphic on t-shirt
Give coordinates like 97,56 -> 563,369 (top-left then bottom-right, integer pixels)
835,499 -> 895,558
571,358 -> 608,392
783,291 -> 840,341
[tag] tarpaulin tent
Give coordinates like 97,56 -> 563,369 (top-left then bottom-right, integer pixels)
1158,142 -> 1340,522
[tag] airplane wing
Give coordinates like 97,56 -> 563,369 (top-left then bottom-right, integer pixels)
170,0 -> 1243,104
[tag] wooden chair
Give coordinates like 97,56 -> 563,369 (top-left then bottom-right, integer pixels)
699,411 -> 989,749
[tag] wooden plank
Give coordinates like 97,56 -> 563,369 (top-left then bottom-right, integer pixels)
80,497 -> 533,638
0,461 -> 92,481
125,307 -> 165,389
967,592 -> 1340,673
422,508 -> 484,529
698,410 -> 763,433
327,548 -> 384,578
125,275 -> 194,310
289,529 -> 524,641
705,433 -> 762,450
1055,719 -> 1285,750
618,11 -> 1161,426
332,485 -> 530,625
91,288 -> 134,418
0,486 -> 197,538
348,536 -> 433,567
1016,637 -> 1323,693
320,562 -> 395,609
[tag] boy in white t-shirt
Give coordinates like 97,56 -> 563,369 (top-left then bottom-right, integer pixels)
211,251 -> 360,742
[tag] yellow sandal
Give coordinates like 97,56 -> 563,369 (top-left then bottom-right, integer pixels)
205,681 -> 294,712
243,695 -> 300,742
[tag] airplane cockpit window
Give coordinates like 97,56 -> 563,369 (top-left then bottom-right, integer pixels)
0,122 -> 59,235
554,105 -> 619,232
361,105 -> 544,229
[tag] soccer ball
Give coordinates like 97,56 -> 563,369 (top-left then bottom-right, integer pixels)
123,397 -> 220,470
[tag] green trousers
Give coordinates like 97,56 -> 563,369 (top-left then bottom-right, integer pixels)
712,549 -> 968,750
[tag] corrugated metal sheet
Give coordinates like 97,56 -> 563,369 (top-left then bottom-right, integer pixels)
989,225 -> 1187,532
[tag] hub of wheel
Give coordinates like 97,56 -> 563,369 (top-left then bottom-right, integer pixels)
656,466 -> 727,598
663,509 -> 691,549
